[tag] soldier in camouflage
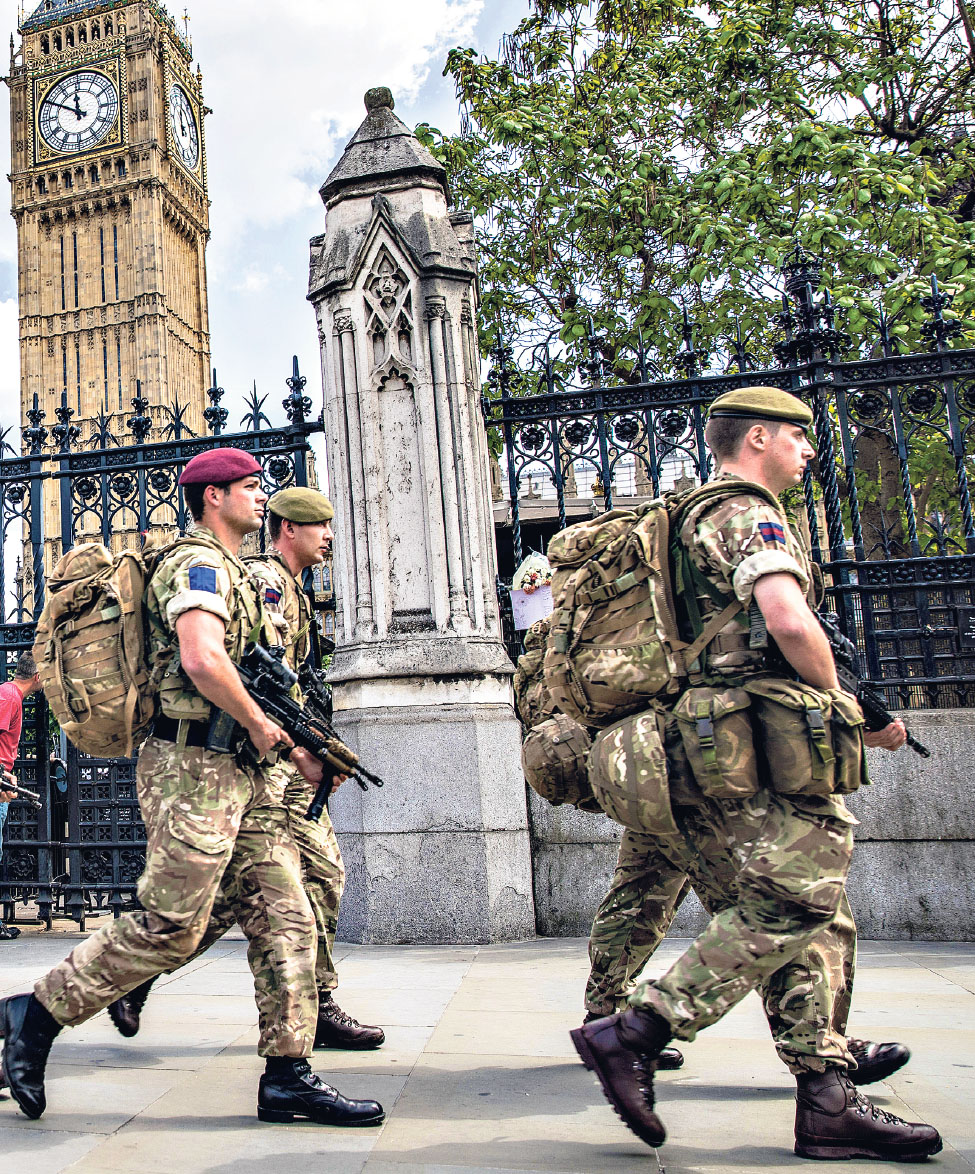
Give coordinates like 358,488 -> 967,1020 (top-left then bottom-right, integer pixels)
0,449 -> 384,1128
107,487 -> 384,1051
571,388 -> 942,1161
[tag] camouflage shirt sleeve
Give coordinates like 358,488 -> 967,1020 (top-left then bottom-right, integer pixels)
247,558 -> 294,648
152,545 -> 236,631
685,494 -> 811,610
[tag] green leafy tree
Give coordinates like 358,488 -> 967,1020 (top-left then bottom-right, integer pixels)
418,0 -> 975,553
418,0 -> 975,365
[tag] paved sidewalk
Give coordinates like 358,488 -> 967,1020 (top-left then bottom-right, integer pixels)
0,927 -> 972,1173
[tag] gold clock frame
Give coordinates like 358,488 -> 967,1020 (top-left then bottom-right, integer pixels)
163,52 -> 205,186
32,53 -> 127,165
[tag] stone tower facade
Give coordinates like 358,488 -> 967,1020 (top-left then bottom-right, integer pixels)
6,0 -> 210,463
308,88 -> 535,943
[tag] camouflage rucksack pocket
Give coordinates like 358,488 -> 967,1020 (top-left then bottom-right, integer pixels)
588,709 -> 679,834
744,679 -> 838,796
521,714 -> 599,810
826,689 -> 868,794
673,687 -> 760,798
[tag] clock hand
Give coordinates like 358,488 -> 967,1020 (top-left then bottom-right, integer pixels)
45,99 -> 87,117
72,93 -> 84,120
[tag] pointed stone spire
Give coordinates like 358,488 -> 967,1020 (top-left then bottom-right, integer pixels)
321,87 -> 449,205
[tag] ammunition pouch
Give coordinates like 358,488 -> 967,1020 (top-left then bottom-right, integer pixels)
587,708 -> 679,835
673,686 -> 760,798
745,679 -> 866,797
521,714 -> 599,811
672,679 -> 867,800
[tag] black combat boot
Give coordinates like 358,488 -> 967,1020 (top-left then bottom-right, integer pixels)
257,1058 -> 385,1125
847,1037 -> 911,1086
314,992 -> 385,1050
0,921 -> 21,940
0,993 -> 63,1119
570,1006 -> 671,1148
582,1010 -> 684,1070
107,977 -> 157,1039
795,1067 -> 942,1161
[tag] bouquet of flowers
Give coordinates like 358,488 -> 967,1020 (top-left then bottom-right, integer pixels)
513,553 -> 553,596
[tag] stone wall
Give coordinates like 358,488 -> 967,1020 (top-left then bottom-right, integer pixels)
529,709 -> 975,942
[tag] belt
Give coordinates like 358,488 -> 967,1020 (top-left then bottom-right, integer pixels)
152,714 -> 210,747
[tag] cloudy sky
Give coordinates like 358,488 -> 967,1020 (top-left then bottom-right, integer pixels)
0,0 -> 529,439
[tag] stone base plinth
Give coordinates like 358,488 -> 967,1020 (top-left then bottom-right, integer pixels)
330,698 -> 535,944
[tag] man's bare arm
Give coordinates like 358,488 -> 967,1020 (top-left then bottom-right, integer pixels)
752,573 -> 839,690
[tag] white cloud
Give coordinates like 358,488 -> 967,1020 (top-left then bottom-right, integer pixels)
0,298 -> 18,433
0,0 -> 530,428
192,0 -> 484,248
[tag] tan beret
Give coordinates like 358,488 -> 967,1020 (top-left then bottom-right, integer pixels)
267,487 -> 334,523
708,386 -> 813,430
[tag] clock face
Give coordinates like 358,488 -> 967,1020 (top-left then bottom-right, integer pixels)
169,84 -> 200,170
39,71 -> 119,154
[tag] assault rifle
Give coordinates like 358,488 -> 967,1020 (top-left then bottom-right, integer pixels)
0,772 -> 43,811
817,614 -> 931,758
235,644 -> 385,822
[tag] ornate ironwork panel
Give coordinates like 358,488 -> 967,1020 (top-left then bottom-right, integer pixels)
0,361 -> 323,925
485,256 -> 975,710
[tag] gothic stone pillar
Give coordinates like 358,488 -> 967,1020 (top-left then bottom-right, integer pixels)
307,88 -> 535,942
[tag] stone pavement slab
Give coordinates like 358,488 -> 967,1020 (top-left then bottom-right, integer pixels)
0,927 -> 972,1172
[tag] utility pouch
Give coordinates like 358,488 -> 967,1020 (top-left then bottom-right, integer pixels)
588,708 -> 678,835
826,688 -> 869,794
672,687 -> 760,799
744,679 -> 837,796
521,714 -> 600,811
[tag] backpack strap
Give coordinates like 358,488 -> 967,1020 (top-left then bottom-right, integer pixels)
669,479 -> 785,671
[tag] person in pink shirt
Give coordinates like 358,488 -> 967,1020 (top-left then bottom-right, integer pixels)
0,654 -> 43,942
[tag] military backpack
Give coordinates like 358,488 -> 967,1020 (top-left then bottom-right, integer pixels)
33,533 -> 231,759
542,479 -> 782,728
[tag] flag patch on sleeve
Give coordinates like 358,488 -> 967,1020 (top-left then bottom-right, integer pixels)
188,565 -> 218,593
758,521 -> 787,547
264,587 -> 282,607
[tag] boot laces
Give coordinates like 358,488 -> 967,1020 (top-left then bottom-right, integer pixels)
850,1082 -> 906,1126
322,1001 -> 361,1029
631,1053 -> 657,1107
127,984 -> 152,1014
293,1059 -> 338,1097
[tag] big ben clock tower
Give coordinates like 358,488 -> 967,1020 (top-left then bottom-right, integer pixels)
5,0 -> 211,456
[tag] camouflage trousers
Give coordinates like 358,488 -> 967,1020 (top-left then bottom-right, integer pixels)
625,787 -> 857,1074
192,764 -> 346,992
34,738 -> 317,1057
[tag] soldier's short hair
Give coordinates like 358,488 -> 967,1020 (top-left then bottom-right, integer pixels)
14,652 -> 36,680
705,415 -> 781,462
183,481 -> 231,521
268,512 -> 284,541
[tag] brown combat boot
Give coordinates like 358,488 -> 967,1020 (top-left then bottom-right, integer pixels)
313,993 -> 385,1050
107,977 -> 156,1039
570,1007 -> 670,1148
795,1067 -> 942,1161
848,1037 -> 911,1085
582,1010 -> 684,1070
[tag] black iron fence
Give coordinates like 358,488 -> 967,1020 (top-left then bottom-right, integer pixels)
0,362 -> 322,928
483,249 -> 975,711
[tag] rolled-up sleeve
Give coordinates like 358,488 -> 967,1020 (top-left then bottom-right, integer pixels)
690,497 -> 810,610
164,558 -> 233,626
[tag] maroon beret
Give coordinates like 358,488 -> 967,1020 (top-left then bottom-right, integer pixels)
178,448 -> 263,486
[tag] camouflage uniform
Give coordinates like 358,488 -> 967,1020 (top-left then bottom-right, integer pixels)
33,527 -> 318,1057
191,552 -> 345,993
622,474 -> 859,1074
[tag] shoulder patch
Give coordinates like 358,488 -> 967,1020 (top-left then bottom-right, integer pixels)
188,565 -> 218,593
758,520 -> 787,547
264,587 -> 282,607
